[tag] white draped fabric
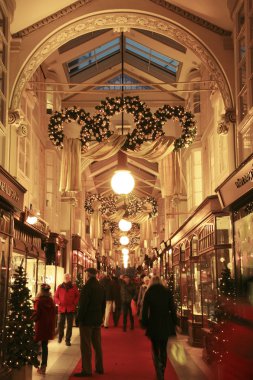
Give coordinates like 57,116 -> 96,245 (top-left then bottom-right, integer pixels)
90,211 -> 103,240
59,134 -> 178,198
59,138 -> 82,192
81,135 -> 127,171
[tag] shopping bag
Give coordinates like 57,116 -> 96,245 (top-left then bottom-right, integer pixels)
131,299 -> 137,316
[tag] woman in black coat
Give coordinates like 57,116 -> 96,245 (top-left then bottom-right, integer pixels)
142,276 -> 177,380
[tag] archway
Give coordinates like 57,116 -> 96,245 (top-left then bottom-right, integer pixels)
10,10 -> 233,111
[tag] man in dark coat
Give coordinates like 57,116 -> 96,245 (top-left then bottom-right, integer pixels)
120,275 -> 136,331
142,276 -> 177,380
74,268 -> 106,377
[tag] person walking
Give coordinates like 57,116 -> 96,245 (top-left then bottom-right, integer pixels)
137,276 -> 150,320
54,273 -> 79,346
74,268 -> 106,377
111,276 -> 121,327
142,276 -> 177,380
120,275 -> 136,332
33,283 -> 56,375
100,275 -> 113,328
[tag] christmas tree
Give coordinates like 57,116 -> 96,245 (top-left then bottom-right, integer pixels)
2,264 -> 39,369
75,272 -> 84,292
211,264 -> 236,363
214,264 -> 236,322
75,272 -> 83,326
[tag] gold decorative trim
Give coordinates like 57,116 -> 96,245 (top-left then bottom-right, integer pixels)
150,0 -> 231,36
10,12 -> 233,110
12,0 -> 93,38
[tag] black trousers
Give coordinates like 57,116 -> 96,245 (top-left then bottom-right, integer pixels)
41,340 -> 49,366
58,312 -> 74,342
79,325 -> 104,375
112,307 -> 121,327
122,302 -> 134,330
151,339 -> 168,380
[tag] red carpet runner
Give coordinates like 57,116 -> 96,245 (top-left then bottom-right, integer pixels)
69,319 -> 179,380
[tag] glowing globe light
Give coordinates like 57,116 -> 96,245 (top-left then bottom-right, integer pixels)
118,219 -> 132,232
120,236 -> 129,245
122,248 -> 129,255
111,170 -> 135,195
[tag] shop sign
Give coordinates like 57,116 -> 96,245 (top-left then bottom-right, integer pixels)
0,166 -> 26,210
216,157 -> 253,208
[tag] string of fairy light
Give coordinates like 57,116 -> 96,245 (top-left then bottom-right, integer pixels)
84,192 -> 158,218
48,96 -> 196,152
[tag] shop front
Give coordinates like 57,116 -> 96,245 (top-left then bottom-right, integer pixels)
170,196 -> 233,347
13,209 -> 49,298
0,166 -> 26,379
45,232 -> 67,293
216,153 -> 253,297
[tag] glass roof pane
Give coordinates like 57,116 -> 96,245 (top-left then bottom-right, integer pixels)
125,37 -> 180,76
67,38 -> 120,76
95,74 -> 153,90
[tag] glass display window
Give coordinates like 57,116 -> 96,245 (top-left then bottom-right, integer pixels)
10,251 -> 25,284
200,252 -> 216,325
37,259 -> 45,290
174,265 -> 181,315
191,235 -> 198,257
26,258 -> 37,298
234,206 -> 253,288
181,264 -> 188,315
0,234 -> 10,328
190,259 -> 202,322
216,215 -> 232,245
45,264 -> 64,294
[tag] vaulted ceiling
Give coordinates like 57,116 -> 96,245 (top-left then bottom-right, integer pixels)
10,0 -> 232,200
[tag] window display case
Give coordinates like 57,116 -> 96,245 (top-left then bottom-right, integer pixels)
45,264 -> 64,294
10,251 -> 25,283
26,257 -> 37,298
170,196 -> 233,347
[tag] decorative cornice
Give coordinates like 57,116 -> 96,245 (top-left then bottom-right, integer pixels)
150,0 -> 232,36
10,12 -> 233,111
12,0 -> 93,38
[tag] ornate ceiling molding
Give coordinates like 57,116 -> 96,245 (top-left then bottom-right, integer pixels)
150,0 -> 232,36
12,0 -> 232,38
12,0 -> 93,38
10,12 -> 233,111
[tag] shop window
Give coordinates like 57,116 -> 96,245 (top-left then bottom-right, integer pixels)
199,222 -> 215,252
191,235 -> 198,257
191,260 -> 202,321
216,215 -> 232,245
234,204 -> 253,287
200,252 -> 216,324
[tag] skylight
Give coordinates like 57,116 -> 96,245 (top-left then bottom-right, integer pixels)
95,74 -> 153,91
67,38 -> 120,76
125,38 -> 180,75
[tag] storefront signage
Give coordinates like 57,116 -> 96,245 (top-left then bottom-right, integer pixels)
0,166 -> 26,210
216,157 -> 253,208
235,164 -> 253,188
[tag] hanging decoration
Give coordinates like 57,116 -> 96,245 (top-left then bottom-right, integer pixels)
48,97 -> 196,152
48,106 -> 112,152
85,192 -> 158,218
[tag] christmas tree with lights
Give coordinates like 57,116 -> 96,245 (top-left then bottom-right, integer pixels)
211,264 -> 236,363
75,272 -> 83,326
2,264 -> 39,369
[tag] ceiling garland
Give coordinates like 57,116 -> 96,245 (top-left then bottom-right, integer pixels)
48,96 -> 196,152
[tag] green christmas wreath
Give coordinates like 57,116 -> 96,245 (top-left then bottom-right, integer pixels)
48,97 -> 196,152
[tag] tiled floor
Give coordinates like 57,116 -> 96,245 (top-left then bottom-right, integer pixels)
32,327 -> 80,380
32,327 -> 210,379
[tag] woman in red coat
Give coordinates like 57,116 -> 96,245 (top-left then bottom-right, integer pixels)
33,283 -> 56,375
